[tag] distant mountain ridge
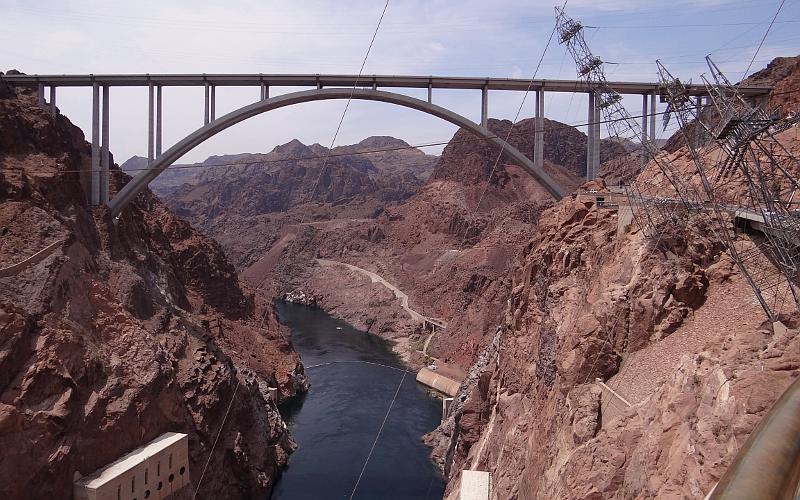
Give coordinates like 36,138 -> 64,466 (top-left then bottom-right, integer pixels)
120,135 -> 438,199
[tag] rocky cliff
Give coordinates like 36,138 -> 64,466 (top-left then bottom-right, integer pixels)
0,79 -> 307,499
428,57 -> 800,499
429,185 -> 799,498
164,137 -> 437,268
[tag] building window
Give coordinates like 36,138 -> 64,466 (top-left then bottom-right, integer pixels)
117,485 -> 121,500
169,454 -> 172,469
132,476 -> 135,492
179,466 -> 186,476
145,468 -> 148,484
168,473 -> 174,483
157,462 -> 160,475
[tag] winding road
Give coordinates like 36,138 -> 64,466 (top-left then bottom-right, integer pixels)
315,258 -> 446,356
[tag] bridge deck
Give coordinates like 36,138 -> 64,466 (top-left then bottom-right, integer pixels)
1,73 -> 771,96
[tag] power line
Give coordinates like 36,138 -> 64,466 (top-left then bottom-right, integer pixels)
585,20 -> 799,29
348,369 -> 407,500
308,0 -> 390,202
472,0 -> 568,214
742,0 -> 787,79
192,377 -> 240,500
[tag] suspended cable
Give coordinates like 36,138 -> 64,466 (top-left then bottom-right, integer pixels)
741,0 -> 787,79
348,369 -> 407,500
192,377 -> 241,500
308,0 -> 390,202
304,359 -> 412,374
471,0 -> 569,215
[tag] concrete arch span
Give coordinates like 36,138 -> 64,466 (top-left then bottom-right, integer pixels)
109,87 -> 566,217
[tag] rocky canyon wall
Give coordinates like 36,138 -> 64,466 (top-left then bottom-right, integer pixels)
430,57 -> 800,498
0,80 -> 307,499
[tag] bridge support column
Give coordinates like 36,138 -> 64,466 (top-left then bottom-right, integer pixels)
592,98 -> 600,179
427,83 -> 432,104
587,92 -> 600,179
481,84 -> 488,127
49,86 -> 57,117
148,82 -> 154,165
37,83 -> 45,107
535,90 -> 544,173
204,83 -> 210,125
587,92 -> 594,179
210,85 -> 216,121
641,93 -> 649,170
649,92 -> 656,143
91,82 -> 100,205
260,83 -> 268,101
156,85 -> 163,157
694,95 -> 703,146
100,85 -> 109,204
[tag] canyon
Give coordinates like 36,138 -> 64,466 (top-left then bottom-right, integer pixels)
1,53 -> 799,500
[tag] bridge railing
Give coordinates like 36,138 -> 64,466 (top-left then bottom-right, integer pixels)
709,375 -> 800,499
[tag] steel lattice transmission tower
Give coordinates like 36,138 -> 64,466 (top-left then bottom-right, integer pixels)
555,7 -> 710,238
657,57 -> 800,320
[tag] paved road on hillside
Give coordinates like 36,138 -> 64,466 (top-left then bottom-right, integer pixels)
315,258 -> 426,322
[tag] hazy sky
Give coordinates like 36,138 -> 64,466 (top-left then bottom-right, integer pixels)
1,0 -> 798,163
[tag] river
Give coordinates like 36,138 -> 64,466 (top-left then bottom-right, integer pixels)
271,302 -> 446,500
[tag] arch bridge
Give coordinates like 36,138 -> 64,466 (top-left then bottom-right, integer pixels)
2,73 -> 771,216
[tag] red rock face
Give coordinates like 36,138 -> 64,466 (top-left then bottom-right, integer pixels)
426,190 -> 800,498
428,59 -> 800,498
432,117 -> 626,183
0,85 -> 306,499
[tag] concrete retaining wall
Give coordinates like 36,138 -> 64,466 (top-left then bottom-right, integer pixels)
416,368 -> 461,397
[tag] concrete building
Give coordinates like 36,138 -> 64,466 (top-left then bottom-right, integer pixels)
74,432 -> 189,500
460,470 -> 491,500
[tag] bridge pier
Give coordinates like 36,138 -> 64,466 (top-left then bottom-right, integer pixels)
101,85 -> 109,204
210,85 -> 216,121
427,83 -> 432,103
481,84 -> 488,127
649,92 -> 656,143
148,82 -> 154,165
88,83 -> 110,205
91,83 -> 100,205
694,95 -> 704,145
535,90 -> 544,173
204,83 -> 210,125
586,92 -> 600,179
156,85 -> 163,157
37,83 -> 45,107
641,93 -> 649,169
260,82 -> 269,100
49,85 -> 57,117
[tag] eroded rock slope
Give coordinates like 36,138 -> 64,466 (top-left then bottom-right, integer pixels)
0,79 -> 306,499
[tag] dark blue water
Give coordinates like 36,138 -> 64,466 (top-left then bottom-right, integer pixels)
271,302 -> 445,500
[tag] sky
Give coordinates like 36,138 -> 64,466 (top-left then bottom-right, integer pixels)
1,0 -> 798,164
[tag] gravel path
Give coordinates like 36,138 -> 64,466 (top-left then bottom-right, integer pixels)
608,274 -> 767,407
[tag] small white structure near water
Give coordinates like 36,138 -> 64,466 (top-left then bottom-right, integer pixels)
460,470 -> 491,500
74,432 -> 189,500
